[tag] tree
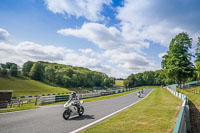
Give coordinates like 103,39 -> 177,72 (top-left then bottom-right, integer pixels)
0,64 -> 8,76
195,37 -> 200,79
142,71 -> 155,85
162,32 -> 194,87
29,62 -> 44,80
22,61 -> 34,76
10,64 -> 18,76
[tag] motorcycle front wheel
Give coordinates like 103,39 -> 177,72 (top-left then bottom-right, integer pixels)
79,106 -> 84,116
63,109 -> 71,120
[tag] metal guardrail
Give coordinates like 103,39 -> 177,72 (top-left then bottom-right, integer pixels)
38,87 -> 137,105
167,87 -> 190,133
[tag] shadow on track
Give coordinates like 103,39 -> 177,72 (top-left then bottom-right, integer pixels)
69,115 -> 95,120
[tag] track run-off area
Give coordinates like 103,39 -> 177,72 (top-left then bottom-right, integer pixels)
0,89 -> 152,133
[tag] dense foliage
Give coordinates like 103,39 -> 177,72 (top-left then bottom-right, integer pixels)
162,32 -> 194,85
124,70 -> 167,88
23,61 -> 115,88
0,62 -> 19,76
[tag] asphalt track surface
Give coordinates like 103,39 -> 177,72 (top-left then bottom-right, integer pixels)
0,88 -> 153,133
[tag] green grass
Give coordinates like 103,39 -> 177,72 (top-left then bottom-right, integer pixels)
0,76 -> 71,97
0,101 -> 36,113
115,80 -> 124,86
82,87 -> 182,133
177,87 -> 200,106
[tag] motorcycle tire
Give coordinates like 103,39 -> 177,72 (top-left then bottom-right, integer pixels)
63,109 -> 70,120
79,106 -> 84,116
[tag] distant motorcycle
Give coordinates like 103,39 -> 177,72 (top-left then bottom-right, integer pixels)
63,99 -> 84,120
137,91 -> 141,98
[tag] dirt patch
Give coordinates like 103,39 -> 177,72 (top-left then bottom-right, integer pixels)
189,101 -> 200,133
138,115 -> 146,119
137,122 -> 148,125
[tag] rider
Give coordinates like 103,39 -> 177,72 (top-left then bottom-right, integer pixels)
71,92 -> 80,111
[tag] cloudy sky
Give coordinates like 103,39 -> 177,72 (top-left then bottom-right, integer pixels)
0,0 -> 200,78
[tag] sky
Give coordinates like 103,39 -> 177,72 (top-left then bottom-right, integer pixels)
0,0 -> 200,78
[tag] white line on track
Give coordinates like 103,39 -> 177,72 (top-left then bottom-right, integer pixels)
70,89 -> 154,133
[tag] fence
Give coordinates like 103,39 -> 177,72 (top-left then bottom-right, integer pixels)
185,89 -> 200,95
167,87 -> 190,133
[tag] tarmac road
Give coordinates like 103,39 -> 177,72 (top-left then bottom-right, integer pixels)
0,88 -> 153,133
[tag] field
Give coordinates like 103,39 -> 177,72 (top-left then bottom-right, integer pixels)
115,80 -> 124,86
0,76 -> 71,97
82,87 -> 182,133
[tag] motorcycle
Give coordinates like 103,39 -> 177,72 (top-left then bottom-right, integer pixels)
63,99 -> 84,120
137,91 -> 141,98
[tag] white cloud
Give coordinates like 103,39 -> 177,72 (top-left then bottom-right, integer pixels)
117,0 -> 200,46
58,22 -> 149,51
78,48 -> 95,56
45,0 -> 112,21
0,28 -> 9,41
57,22 -> 161,76
103,50 -> 160,73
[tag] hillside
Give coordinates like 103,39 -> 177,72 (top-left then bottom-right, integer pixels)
0,76 -> 71,97
115,80 -> 124,86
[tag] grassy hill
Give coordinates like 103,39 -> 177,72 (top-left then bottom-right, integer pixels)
115,80 -> 124,86
0,76 -> 71,97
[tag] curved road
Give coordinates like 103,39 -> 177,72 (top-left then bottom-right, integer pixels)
0,89 -> 153,133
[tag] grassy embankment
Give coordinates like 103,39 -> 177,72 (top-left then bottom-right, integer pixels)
115,80 -> 124,86
177,86 -> 200,132
0,76 -> 71,113
0,76 -> 71,97
82,87 -> 182,133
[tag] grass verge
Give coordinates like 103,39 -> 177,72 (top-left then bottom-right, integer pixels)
0,102 -> 36,113
82,87 -> 182,133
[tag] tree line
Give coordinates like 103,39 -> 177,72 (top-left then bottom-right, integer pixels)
125,32 -> 200,88
0,61 -> 115,88
0,62 -> 19,76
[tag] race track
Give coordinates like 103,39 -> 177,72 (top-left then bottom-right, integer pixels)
0,88 -> 153,133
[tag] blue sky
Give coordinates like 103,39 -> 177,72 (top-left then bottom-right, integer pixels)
0,0 -> 200,78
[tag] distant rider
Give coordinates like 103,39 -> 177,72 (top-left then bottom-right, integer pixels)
137,91 -> 141,98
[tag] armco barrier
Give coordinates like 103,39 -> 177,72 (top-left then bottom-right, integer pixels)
39,96 -> 56,104
39,87 -> 138,105
167,87 -> 190,133
55,95 -> 69,102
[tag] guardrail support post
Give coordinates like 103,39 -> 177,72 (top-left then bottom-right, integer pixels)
35,96 -> 38,106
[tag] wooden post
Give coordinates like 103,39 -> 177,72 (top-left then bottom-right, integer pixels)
35,96 -> 37,106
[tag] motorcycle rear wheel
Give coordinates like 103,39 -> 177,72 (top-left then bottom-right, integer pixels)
63,109 -> 71,120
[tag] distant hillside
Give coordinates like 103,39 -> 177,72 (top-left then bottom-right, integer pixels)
24,61 -> 115,88
0,76 -> 71,97
115,80 -> 124,86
